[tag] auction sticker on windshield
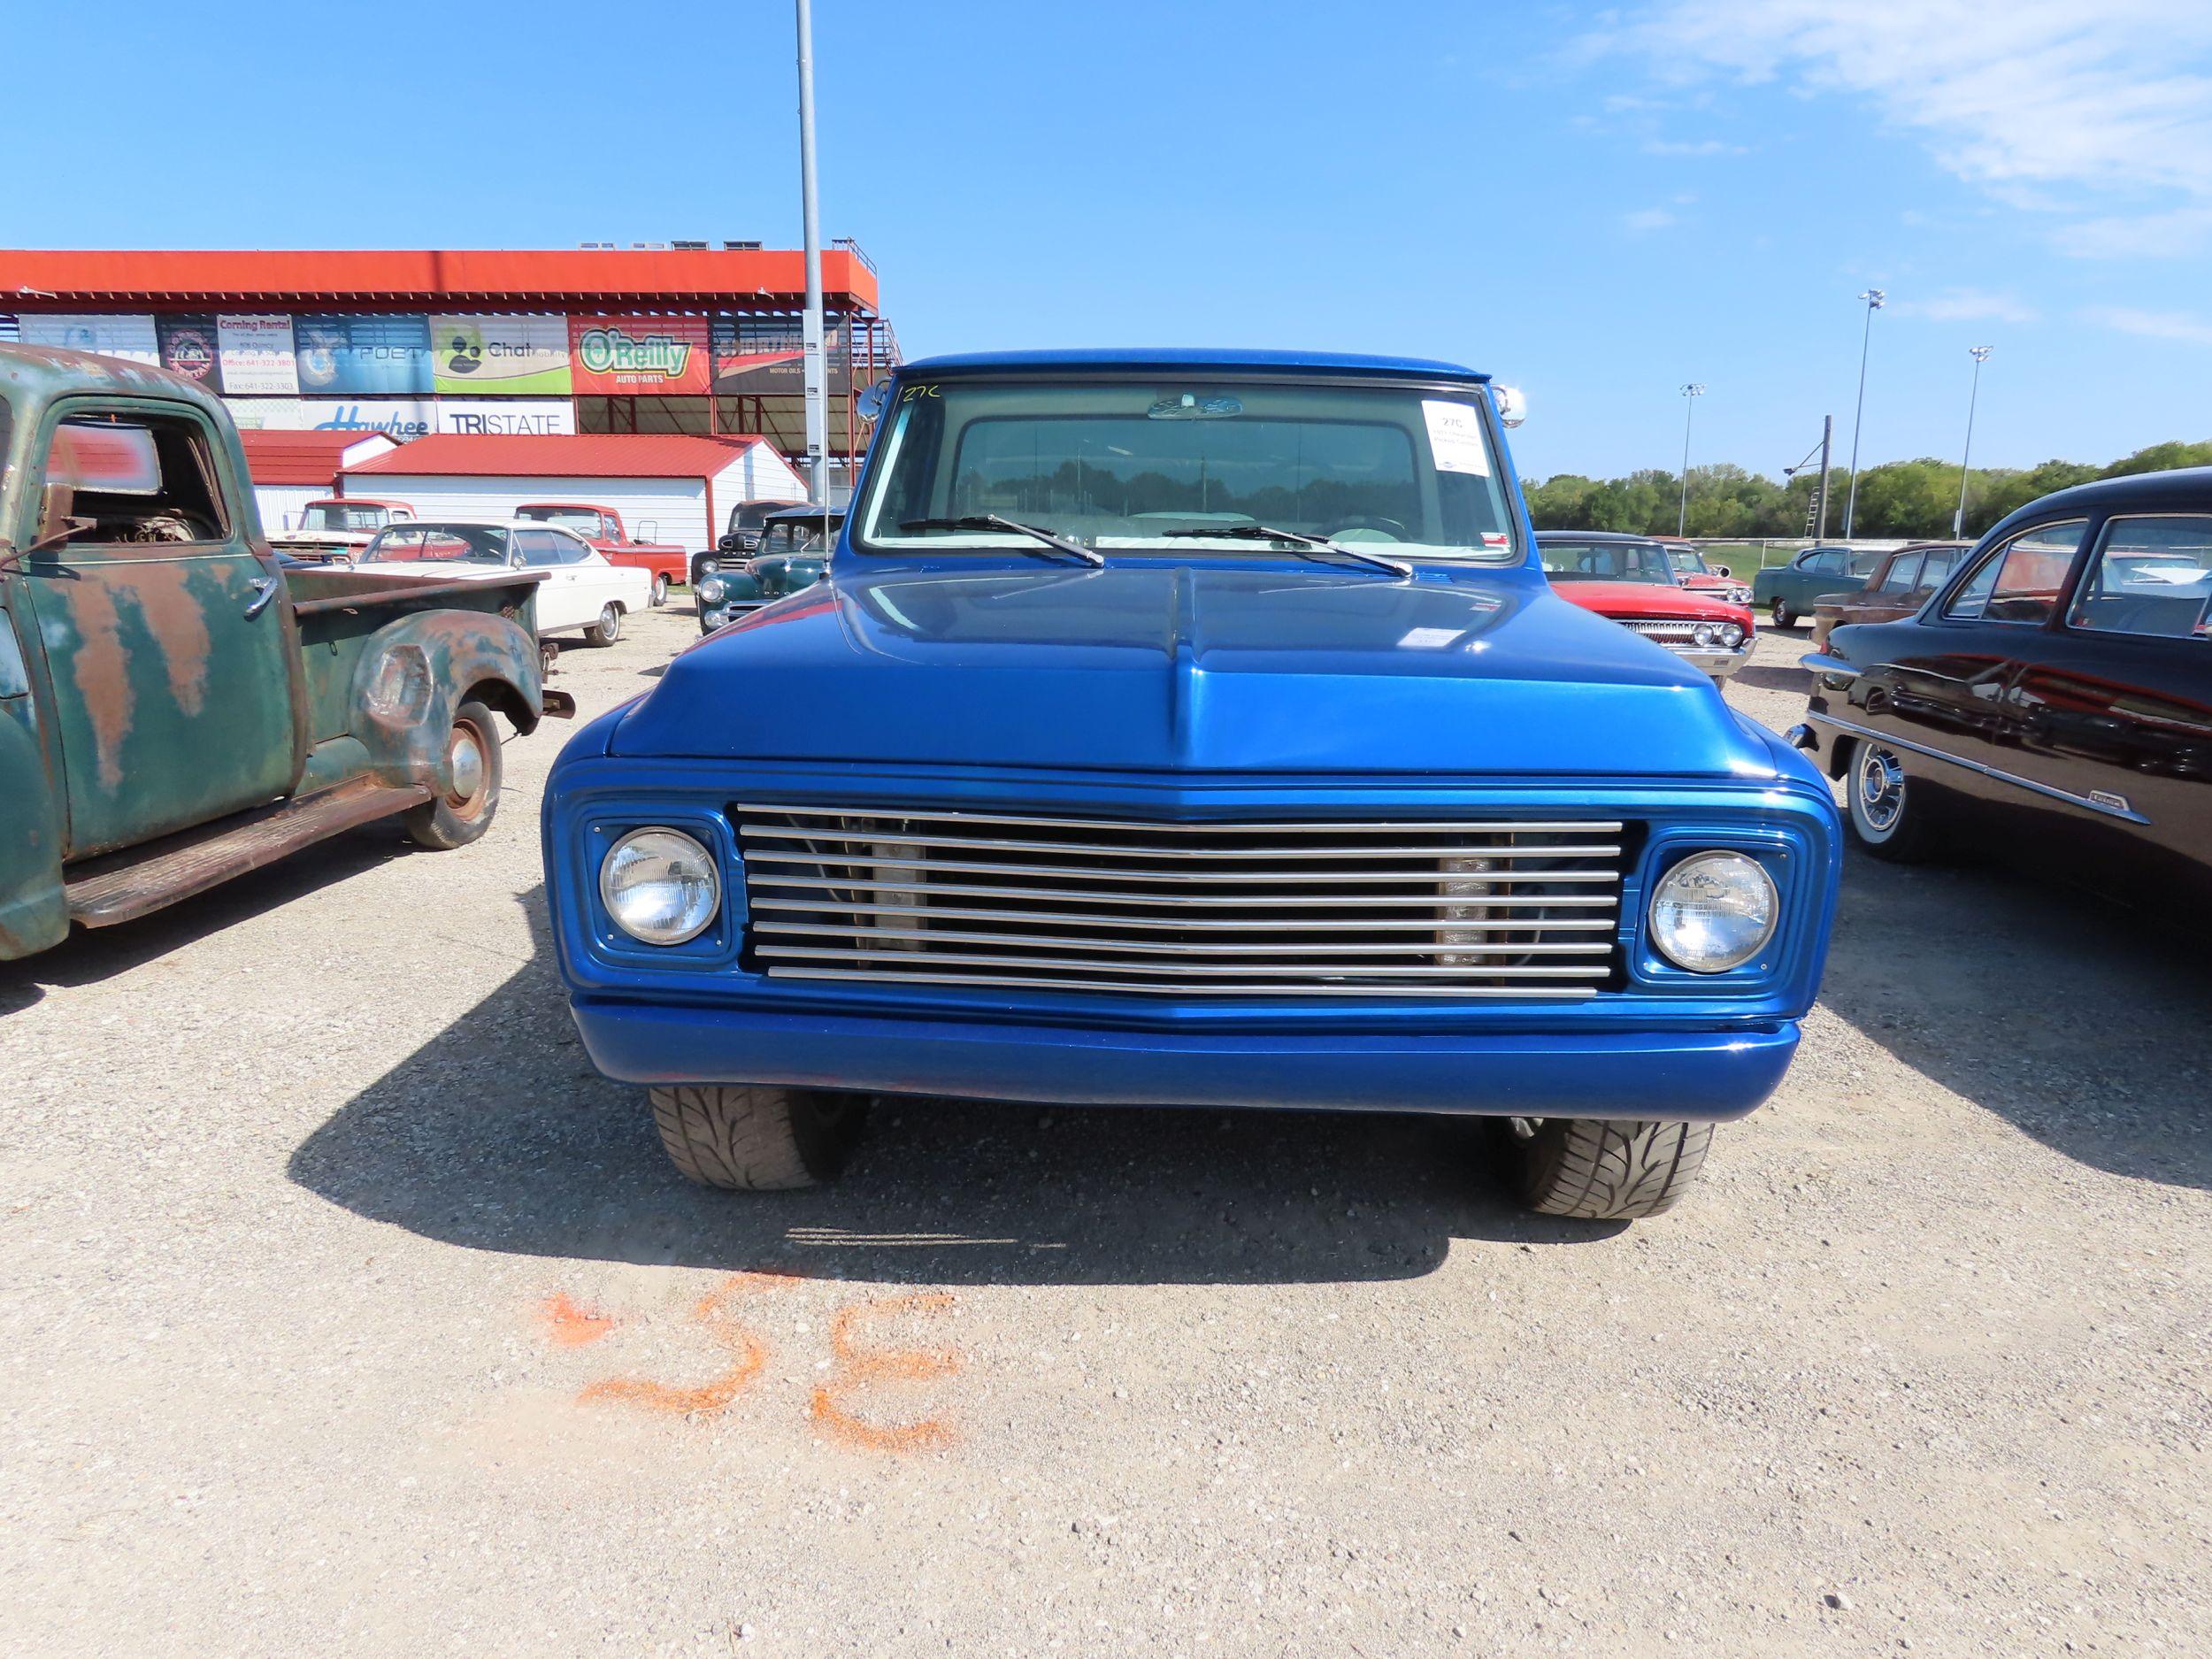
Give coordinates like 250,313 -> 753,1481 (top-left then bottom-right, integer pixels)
1423,399 -> 1491,476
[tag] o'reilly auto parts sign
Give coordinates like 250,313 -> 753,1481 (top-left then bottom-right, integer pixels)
567,315 -> 710,395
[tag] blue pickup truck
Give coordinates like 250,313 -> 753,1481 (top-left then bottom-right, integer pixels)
541,349 -> 1840,1220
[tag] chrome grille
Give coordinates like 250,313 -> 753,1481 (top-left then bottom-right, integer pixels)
1622,619 -> 1706,644
735,805 -> 1628,999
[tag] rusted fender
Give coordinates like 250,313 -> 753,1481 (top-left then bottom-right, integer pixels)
0,623 -> 70,962
348,608 -> 547,796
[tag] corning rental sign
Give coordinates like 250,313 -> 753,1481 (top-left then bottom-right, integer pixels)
567,315 -> 710,395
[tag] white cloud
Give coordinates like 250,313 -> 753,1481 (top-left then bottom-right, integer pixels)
2086,305 -> 2212,346
1623,207 -> 1678,231
1893,288 -> 2041,324
1590,2 -> 2212,254
1641,137 -> 1746,157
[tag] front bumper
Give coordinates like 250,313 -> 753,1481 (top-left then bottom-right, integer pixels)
1668,644 -> 1752,679
570,997 -> 1801,1122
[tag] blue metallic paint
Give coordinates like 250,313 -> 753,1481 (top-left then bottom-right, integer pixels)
540,353 -> 1843,1125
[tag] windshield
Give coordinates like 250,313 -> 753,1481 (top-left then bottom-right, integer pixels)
1537,539 -> 1674,584
517,505 -> 600,531
302,503 -> 390,534
359,524 -> 510,565
731,502 -> 780,533
853,378 -> 1517,561
1664,547 -> 1710,574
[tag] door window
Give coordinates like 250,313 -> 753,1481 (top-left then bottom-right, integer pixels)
1916,547 -> 1965,594
2068,516 -> 2212,639
1874,553 -> 1923,595
1945,520 -> 2087,625
549,530 -> 595,564
39,411 -> 229,548
514,529 -> 569,568
1805,550 -> 1844,575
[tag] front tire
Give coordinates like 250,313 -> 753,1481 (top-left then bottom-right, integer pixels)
588,603 -> 624,646
1843,738 -> 1940,862
1770,598 -> 1797,628
402,699 -> 502,849
649,573 -> 670,608
649,1084 -> 868,1190
1496,1117 -> 1712,1219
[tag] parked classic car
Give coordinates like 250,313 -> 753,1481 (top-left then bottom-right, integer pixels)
1656,541 -> 1753,606
542,349 -> 1840,1221
1536,531 -> 1755,679
717,497 -> 807,557
690,506 -> 844,634
515,502 -> 690,609
271,496 -> 415,563
0,345 -> 570,960
1808,541 -> 1971,649
357,520 -> 652,651
1799,468 -> 2210,914
1754,543 -> 1885,627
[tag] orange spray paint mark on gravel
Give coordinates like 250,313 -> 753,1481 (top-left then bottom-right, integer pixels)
574,1272 -> 795,1417
537,1292 -> 621,1348
810,1294 -> 962,1454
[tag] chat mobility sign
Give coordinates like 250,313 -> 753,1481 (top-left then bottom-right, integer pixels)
568,315 -> 710,395
432,314 -> 573,396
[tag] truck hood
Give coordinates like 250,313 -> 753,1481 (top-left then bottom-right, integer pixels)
611,563 -> 1777,777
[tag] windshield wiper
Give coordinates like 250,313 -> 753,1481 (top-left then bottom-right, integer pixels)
1160,524 -> 1411,579
898,515 -> 1104,568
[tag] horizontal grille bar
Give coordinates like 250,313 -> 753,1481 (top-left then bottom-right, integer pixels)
736,804 -> 1630,1001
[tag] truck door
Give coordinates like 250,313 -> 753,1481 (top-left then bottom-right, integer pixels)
19,403 -> 303,859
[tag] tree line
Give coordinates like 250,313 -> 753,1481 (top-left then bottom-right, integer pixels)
1523,442 -> 2212,541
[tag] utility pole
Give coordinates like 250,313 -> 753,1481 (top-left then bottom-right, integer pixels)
1842,288 -> 1885,538
1953,346 -> 1992,538
1677,383 -> 1705,537
795,0 -> 828,506
1814,414 -> 1832,541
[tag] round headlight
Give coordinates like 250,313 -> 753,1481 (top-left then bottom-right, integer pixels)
1693,623 -> 1717,648
600,827 -> 720,946
696,576 -> 727,603
1721,622 -> 1745,647
1649,851 -> 1778,973
698,557 -> 720,576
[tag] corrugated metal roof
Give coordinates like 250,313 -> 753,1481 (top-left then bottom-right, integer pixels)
345,433 -> 772,480
238,429 -> 394,485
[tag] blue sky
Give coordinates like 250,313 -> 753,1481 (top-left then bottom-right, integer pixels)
8,1 -> 2209,480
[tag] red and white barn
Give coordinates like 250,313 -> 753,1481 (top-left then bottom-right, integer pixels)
237,429 -> 399,533
341,433 -> 807,549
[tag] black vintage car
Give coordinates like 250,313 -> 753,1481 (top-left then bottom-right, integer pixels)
1799,468 -> 2212,914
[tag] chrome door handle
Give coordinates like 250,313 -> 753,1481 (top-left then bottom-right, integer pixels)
244,578 -> 279,618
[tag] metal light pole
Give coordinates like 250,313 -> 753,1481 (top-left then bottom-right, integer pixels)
795,0 -> 829,506
1676,383 -> 1705,537
1953,345 -> 1992,538
1842,288 -> 1885,538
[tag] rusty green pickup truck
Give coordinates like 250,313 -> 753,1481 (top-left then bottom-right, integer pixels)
0,345 -> 571,961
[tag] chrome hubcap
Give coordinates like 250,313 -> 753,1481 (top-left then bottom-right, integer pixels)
1855,747 -> 1906,832
447,726 -> 487,805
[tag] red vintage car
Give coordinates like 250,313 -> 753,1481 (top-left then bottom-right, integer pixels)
1537,531 -> 1755,679
1655,539 -> 1755,606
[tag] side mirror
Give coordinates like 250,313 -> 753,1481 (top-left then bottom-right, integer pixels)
856,377 -> 894,424
1491,384 -> 1528,427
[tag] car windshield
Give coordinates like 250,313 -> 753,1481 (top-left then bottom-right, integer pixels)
518,506 -> 600,531
301,503 -> 390,533
852,377 -> 1518,561
1664,548 -> 1710,574
732,503 -> 780,533
359,524 -> 509,564
1537,540 -> 1674,584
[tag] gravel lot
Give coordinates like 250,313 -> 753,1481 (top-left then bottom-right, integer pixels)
4,605 -> 2208,1658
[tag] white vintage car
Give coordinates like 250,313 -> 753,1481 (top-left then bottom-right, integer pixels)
353,520 -> 653,649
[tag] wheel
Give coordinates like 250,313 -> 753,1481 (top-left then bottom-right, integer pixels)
1770,598 -> 1796,628
402,699 -> 502,850
1495,1117 -> 1712,1219
1843,738 -> 1941,862
588,603 -> 623,646
649,573 -> 670,608
649,1084 -> 868,1190
538,640 -> 558,678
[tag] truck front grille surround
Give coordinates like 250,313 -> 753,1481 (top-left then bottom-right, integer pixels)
733,805 -> 1629,1000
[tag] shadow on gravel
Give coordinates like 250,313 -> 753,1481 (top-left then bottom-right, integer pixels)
288,891 -> 1625,1285
1731,664 -> 1814,694
1817,850 -> 2212,1191
0,825 -> 414,1015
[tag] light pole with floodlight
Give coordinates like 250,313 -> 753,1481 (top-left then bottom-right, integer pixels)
1842,288 -> 1885,537
1953,345 -> 1992,539
1677,383 -> 1705,537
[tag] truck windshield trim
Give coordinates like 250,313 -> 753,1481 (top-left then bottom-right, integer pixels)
852,375 -> 1521,565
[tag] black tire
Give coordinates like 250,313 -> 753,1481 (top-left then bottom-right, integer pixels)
588,603 -> 623,646
649,573 -> 670,608
1841,737 -> 1941,862
402,699 -> 502,850
1770,598 -> 1796,628
1496,1117 -> 1712,1219
649,1084 -> 868,1190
